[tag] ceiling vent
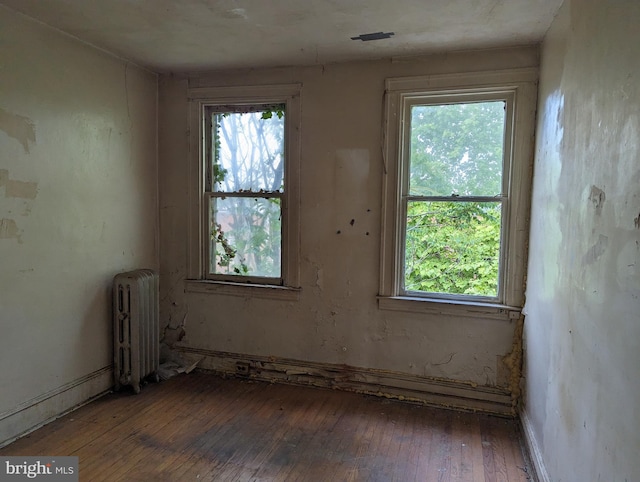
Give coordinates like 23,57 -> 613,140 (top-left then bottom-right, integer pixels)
351,32 -> 395,42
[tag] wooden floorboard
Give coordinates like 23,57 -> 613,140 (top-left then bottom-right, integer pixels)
1,371 -> 533,481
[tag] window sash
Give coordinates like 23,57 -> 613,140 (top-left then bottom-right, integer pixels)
203,102 -> 286,282
405,99 -> 508,198
396,92 -> 515,303
399,197 -> 505,302
205,193 -> 284,284
400,93 -> 513,207
204,105 -> 286,195
206,191 -> 284,199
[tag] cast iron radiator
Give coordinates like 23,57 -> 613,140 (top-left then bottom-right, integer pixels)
113,269 -> 160,393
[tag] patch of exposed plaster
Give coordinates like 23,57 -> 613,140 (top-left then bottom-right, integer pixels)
221,8 -> 248,20
500,314 -> 524,409
588,185 -> 606,215
6,179 -> 38,200
7,180 -> 38,199
0,169 -> 39,200
0,108 -> 36,153
315,267 -> 324,289
582,234 -> 609,265
0,218 -> 21,242
483,365 -> 495,386
161,312 -> 187,348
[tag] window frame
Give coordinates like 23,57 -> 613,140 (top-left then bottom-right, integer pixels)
187,84 -> 301,297
379,69 -> 537,313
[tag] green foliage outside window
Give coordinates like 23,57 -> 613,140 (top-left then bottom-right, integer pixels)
405,201 -> 501,296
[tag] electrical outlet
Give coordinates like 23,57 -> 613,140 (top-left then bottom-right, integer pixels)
236,361 -> 250,376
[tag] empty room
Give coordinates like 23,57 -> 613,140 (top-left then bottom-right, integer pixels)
0,0 -> 638,481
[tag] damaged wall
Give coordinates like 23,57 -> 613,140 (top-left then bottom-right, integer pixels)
159,46 -> 537,405
523,0 -> 640,480
0,6 -> 157,444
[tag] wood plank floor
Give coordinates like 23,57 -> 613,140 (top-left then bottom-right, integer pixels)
1,372 -> 533,481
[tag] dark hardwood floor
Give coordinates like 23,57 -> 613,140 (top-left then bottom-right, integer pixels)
1,372 -> 533,481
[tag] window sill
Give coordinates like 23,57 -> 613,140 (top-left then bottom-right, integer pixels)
185,279 -> 301,301
377,296 -> 521,321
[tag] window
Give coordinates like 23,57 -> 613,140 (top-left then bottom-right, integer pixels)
380,70 -> 537,311
206,104 -> 285,281
187,84 -> 301,296
404,98 -> 508,300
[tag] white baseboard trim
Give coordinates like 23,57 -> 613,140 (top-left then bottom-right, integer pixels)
520,408 -> 550,482
0,366 -> 113,448
176,347 -> 515,416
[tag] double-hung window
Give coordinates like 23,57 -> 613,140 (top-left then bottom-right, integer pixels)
380,70 -> 537,311
188,84 -> 301,295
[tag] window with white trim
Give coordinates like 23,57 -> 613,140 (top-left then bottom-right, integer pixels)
188,84 -> 301,294
379,70 -> 536,310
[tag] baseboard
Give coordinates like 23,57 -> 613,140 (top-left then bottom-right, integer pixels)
519,408 -> 550,482
176,347 -> 515,416
0,366 -> 113,448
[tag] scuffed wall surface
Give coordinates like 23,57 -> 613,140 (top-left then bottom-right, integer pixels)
0,6 -> 157,429
159,47 -> 538,391
524,0 -> 640,480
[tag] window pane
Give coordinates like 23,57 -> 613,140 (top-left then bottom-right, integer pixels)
404,201 -> 501,297
409,101 -> 505,196
210,197 -> 282,278
211,107 -> 285,192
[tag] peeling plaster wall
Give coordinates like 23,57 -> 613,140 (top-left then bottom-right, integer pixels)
159,47 -> 537,393
0,6 -> 157,441
523,0 -> 640,480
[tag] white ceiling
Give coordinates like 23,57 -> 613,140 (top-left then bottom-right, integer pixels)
1,0 -> 563,73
